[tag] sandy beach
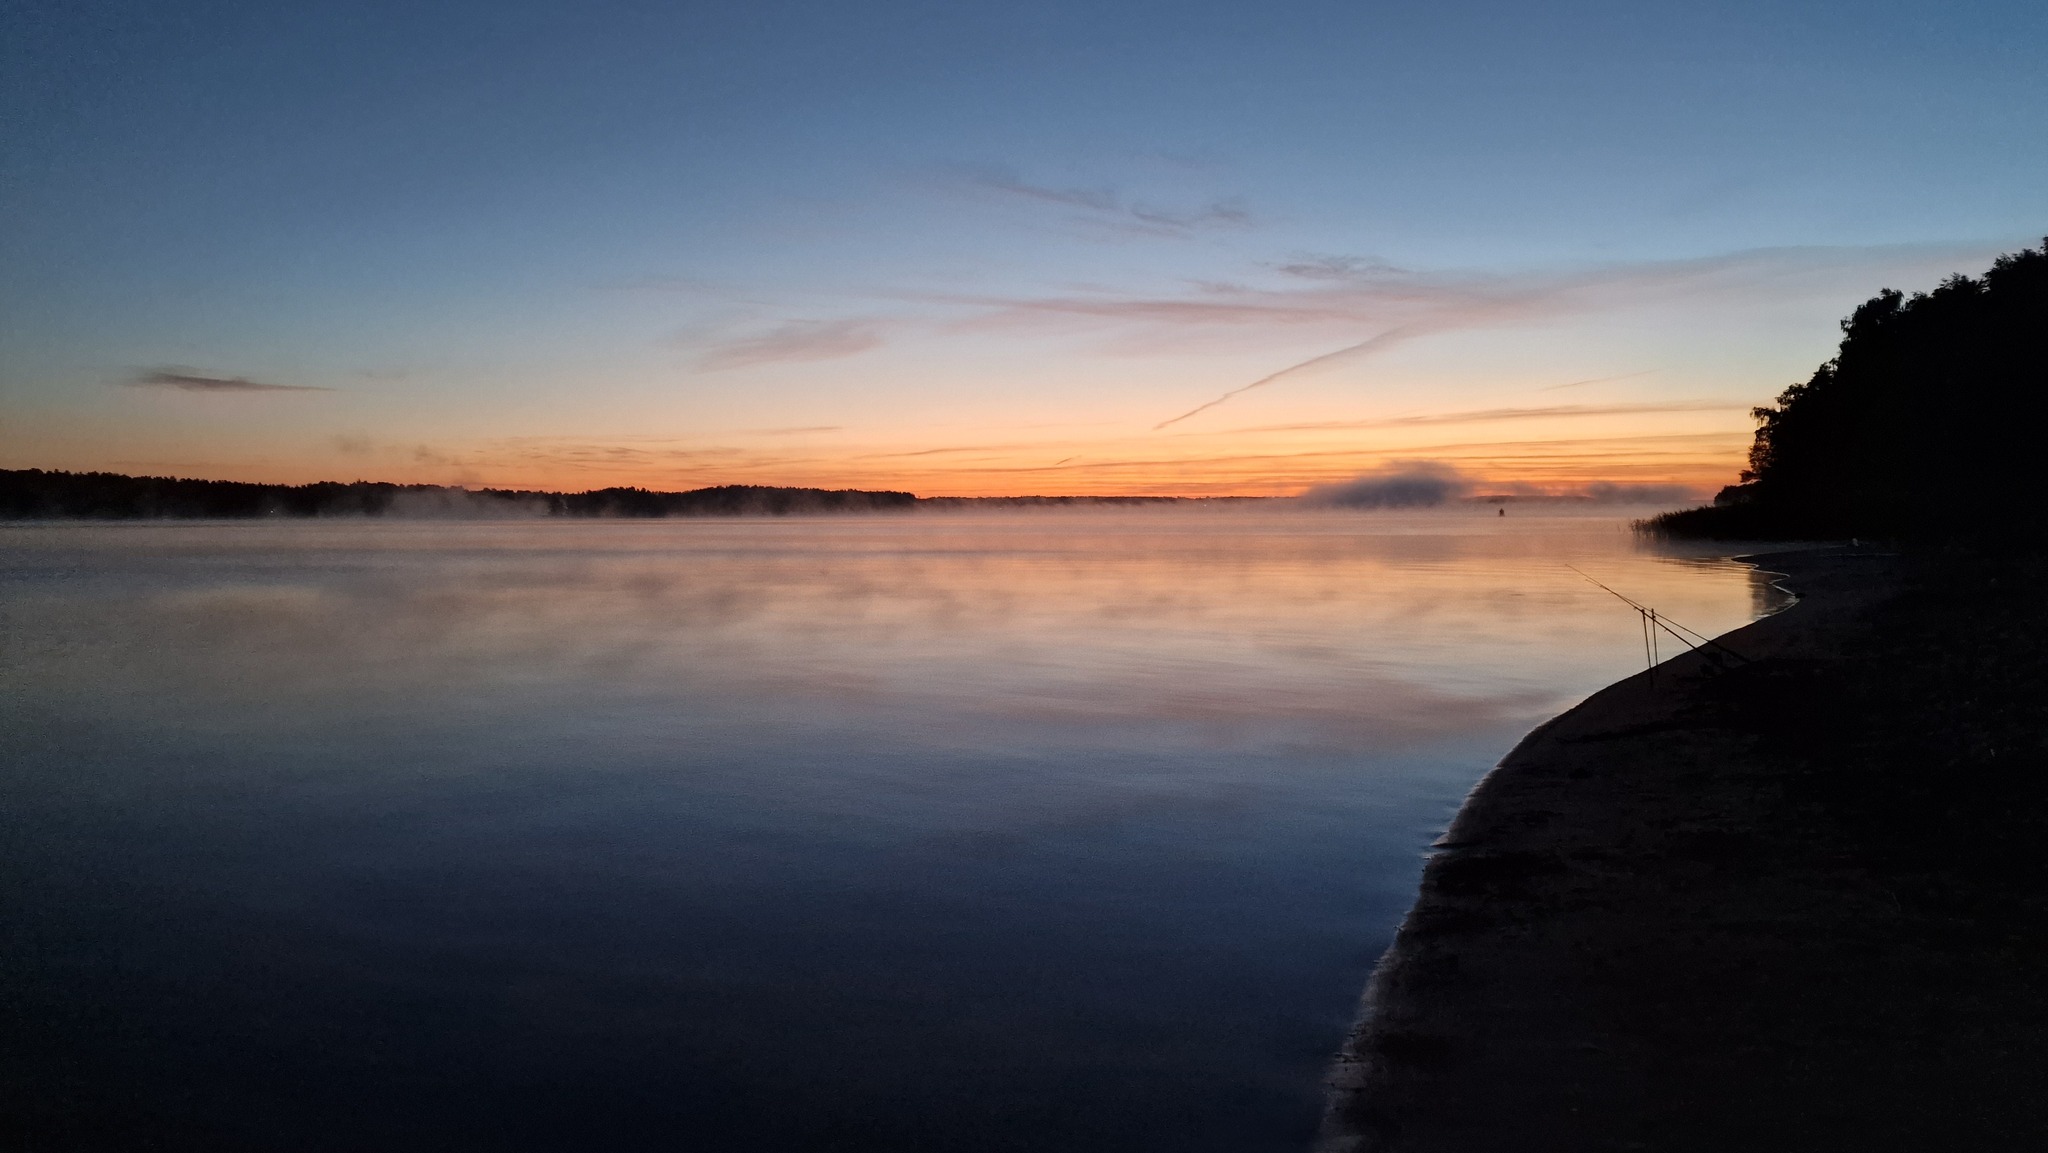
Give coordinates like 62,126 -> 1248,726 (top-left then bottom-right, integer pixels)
1318,546 -> 2048,1151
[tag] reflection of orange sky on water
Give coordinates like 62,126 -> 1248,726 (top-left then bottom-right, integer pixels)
13,510 -> 1783,751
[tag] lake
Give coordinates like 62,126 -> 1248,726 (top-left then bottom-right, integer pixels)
0,507 -> 1780,1151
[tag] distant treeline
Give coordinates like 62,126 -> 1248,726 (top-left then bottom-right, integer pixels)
1650,239 -> 2046,542
559,485 -> 917,516
0,470 -> 917,519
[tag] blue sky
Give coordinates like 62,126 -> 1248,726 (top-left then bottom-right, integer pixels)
3,0 -> 2042,493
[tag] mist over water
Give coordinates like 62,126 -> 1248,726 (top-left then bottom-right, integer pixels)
0,507 -> 1781,1151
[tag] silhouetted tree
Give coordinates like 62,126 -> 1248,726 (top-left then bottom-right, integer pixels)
1653,239 -> 2048,542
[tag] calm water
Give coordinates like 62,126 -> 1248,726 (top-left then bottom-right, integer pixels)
0,507 -> 1780,1151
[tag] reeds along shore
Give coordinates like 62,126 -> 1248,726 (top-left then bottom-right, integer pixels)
1320,546 -> 2048,1153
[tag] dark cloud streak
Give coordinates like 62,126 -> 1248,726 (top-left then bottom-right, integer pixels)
125,368 -> 329,393
958,164 -> 1253,238
1272,255 -> 1409,281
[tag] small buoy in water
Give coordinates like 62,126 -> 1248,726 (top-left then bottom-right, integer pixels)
1497,507 -> 1505,517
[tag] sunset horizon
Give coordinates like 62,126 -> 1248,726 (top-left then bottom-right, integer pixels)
8,5 -> 2039,501
8,241 -> 2021,498
8,2 -> 2045,1150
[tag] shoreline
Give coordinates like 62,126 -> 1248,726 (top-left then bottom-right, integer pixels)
1316,545 -> 1910,1151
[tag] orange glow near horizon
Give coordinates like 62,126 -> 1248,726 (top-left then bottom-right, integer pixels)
7,420 -> 1754,499
18,241 -> 2012,505
3,348 -> 1768,500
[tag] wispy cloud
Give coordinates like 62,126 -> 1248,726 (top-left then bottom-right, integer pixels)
859,431 -> 1748,479
125,368 -> 330,393
1215,400 -> 1750,435
1145,256 -> 1787,428
480,436 -> 819,475
1271,254 -> 1409,281
935,291 -> 1360,328
957,164 -> 1254,238
596,274 -> 729,295
862,443 -> 1035,460
691,319 -> 884,372
1540,369 -> 1660,391
1128,199 -> 1252,232
912,241 -> 1997,428
1153,327 -> 1421,429
966,167 -> 1119,212
411,445 -> 462,467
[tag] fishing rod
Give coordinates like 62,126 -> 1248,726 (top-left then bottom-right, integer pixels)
1564,564 -> 1754,668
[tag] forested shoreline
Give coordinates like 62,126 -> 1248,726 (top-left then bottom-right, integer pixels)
1650,240 -> 2046,543
0,469 -> 1291,518
0,470 -> 917,519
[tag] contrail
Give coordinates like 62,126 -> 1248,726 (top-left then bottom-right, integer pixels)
1151,326 -> 1419,431
1540,368 -> 1659,392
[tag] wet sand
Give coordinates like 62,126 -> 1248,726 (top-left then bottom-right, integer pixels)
1318,546 -> 2048,1151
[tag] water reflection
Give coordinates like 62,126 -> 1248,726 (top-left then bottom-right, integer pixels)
0,508 -> 1779,1151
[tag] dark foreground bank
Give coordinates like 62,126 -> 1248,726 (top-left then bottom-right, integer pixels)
1321,546 -> 2048,1152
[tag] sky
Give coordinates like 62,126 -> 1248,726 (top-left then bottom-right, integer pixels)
2,0 -> 2042,497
